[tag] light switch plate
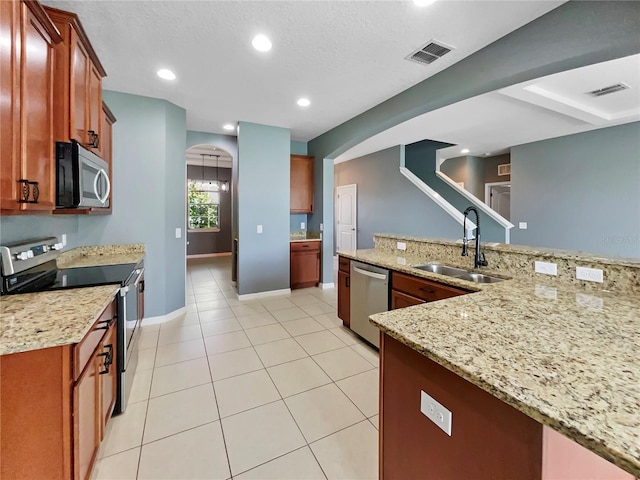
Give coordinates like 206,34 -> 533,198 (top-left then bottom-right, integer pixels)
257,225 -> 263,234
301,222 -> 306,230
420,391 -> 452,436
175,228 -> 182,239
519,222 -> 528,229
61,234 -> 67,247
576,266 -> 603,283
535,261 -> 557,276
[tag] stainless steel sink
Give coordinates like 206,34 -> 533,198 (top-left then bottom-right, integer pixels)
413,263 -> 506,283
455,272 -> 505,283
413,263 -> 468,276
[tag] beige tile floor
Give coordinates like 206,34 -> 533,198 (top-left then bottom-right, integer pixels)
92,256 -> 379,480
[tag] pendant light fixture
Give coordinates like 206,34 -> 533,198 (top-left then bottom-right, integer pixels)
215,155 -> 230,192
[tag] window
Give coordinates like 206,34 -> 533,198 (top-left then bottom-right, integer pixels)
188,179 -> 221,231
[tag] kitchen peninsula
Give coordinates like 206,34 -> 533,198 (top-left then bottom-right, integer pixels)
339,234 -> 639,479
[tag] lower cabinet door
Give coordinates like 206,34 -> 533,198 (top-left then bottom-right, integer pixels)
291,250 -> 320,288
99,321 -> 117,437
337,270 -> 350,327
74,350 -> 100,480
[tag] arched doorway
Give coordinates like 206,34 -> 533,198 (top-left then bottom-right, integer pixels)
185,144 -> 233,258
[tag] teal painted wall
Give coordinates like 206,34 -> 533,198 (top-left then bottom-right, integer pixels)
511,122 -> 640,258
237,122 -> 291,295
291,141 -> 308,155
308,1 -> 640,282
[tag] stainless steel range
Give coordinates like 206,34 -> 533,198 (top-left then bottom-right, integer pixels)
0,237 -> 144,414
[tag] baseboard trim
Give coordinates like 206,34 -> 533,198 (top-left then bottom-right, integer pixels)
237,288 -> 291,301
142,306 -> 187,326
187,252 -> 232,259
320,282 -> 335,289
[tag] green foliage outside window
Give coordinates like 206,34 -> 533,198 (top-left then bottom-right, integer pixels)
188,180 -> 220,230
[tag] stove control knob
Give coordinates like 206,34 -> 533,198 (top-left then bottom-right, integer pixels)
16,251 -> 29,260
27,250 -> 34,258
51,243 -> 63,250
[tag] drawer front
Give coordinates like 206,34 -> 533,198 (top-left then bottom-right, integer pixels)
290,241 -> 321,252
392,272 -> 469,302
74,300 -> 115,381
338,256 -> 350,273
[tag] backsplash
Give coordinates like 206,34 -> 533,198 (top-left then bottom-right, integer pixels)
373,234 -> 640,295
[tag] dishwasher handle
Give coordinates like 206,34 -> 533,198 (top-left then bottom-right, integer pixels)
352,265 -> 387,280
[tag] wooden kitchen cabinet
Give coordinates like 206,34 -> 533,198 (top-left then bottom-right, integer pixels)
337,256 -> 351,327
0,298 -> 117,480
390,271 -> 470,309
290,154 -> 314,213
290,241 -> 321,289
0,0 -> 61,214
43,5 -> 107,154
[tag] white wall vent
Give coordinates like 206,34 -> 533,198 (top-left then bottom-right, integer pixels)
586,83 -> 629,97
498,164 -> 511,176
406,40 -> 454,66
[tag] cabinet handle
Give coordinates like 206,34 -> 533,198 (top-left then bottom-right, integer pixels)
418,287 -> 436,294
139,280 -> 145,293
98,344 -> 113,374
97,315 -> 116,330
17,180 -> 39,204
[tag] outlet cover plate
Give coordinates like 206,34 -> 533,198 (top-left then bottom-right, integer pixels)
535,261 -> 557,276
576,266 -> 603,283
420,390 -> 452,436
397,242 -> 407,251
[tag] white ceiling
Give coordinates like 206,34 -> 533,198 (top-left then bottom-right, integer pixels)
42,0 -> 565,141
335,54 -> 640,163
186,145 -> 233,168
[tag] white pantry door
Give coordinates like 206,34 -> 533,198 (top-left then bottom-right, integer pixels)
336,184 -> 357,252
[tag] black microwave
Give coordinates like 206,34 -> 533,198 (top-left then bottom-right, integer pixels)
56,140 -> 111,208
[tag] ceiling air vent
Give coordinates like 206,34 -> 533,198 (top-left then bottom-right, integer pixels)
586,83 -> 630,97
498,164 -> 511,176
406,40 -> 454,66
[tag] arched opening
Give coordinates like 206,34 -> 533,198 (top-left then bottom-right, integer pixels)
185,144 -> 233,258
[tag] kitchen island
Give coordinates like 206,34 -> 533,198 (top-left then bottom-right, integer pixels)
339,234 -> 639,478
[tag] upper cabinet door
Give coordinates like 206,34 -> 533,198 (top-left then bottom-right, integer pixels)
0,0 -> 60,213
88,64 -> 102,153
20,1 -> 57,210
290,155 -> 314,213
71,29 -> 89,146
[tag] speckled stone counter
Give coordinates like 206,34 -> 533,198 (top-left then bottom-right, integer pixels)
57,244 -> 145,268
338,247 -> 640,476
0,285 -> 120,355
290,232 -> 322,242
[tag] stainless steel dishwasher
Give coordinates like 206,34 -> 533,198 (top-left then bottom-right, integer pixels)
350,261 -> 389,348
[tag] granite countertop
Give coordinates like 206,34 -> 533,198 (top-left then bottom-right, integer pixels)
0,285 -> 120,355
290,232 -> 322,243
339,249 -> 640,476
290,238 -> 322,243
57,244 -> 145,268
0,244 -> 145,356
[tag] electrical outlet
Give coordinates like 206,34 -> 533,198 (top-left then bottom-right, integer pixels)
534,261 -> 557,276
576,266 -> 603,283
519,222 -> 528,230
420,391 -> 452,436
397,242 -> 407,251
61,234 -> 67,247
257,225 -> 263,234
300,222 -> 306,230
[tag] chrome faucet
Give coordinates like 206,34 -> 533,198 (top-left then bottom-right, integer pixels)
462,206 -> 488,269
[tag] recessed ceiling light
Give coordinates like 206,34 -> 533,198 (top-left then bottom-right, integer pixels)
461,148 -> 470,154
157,69 -> 176,80
484,152 -> 491,156
413,0 -> 437,7
252,34 -> 272,52
297,98 -> 311,107
223,124 -> 235,131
